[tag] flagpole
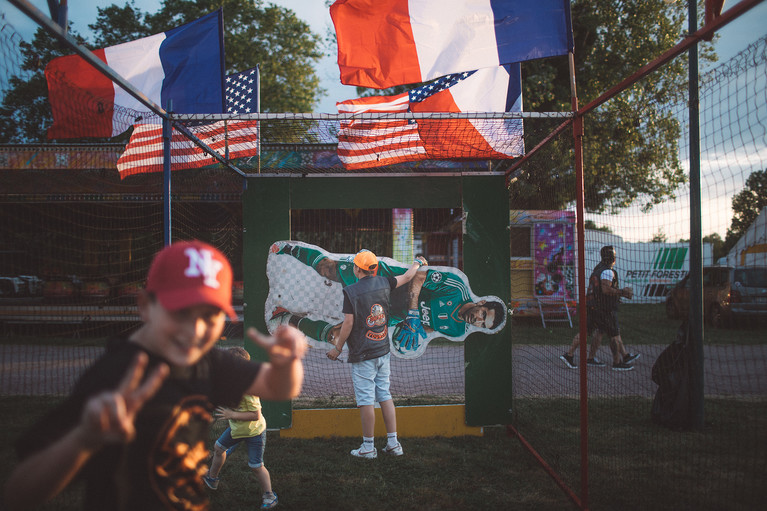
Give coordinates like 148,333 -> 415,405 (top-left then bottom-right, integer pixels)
163,104 -> 172,247
687,0 -> 705,432
257,64 -> 261,175
570,49 -> 589,511
219,7 -> 228,162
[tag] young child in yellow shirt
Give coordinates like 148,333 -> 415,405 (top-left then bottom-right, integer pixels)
204,346 -> 277,509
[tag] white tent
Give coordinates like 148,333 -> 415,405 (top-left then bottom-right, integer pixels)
726,207 -> 767,267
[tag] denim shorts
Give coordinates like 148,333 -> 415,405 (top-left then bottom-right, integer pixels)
215,427 -> 266,469
351,353 -> 392,406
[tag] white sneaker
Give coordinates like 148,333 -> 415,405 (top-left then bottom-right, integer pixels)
383,442 -> 404,456
350,445 -> 377,459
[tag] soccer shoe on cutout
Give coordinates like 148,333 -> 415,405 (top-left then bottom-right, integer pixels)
267,307 -> 291,332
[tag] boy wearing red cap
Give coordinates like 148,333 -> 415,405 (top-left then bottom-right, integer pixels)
326,249 -> 425,458
4,240 -> 306,511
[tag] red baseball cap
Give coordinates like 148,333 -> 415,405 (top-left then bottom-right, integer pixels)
145,240 -> 237,319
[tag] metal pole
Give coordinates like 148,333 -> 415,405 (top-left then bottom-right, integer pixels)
163,111 -> 172,247
569,51 -> 589,509
257,64 -> 261,175
688,0 -> 705,430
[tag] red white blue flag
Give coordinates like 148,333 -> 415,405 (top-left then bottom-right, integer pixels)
331,0 -> 572,89
336,64 -> 523,170
46,10 -> 225,139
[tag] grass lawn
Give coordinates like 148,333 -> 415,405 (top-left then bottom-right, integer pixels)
1,304 -> 764,509
1,396 -> 764,510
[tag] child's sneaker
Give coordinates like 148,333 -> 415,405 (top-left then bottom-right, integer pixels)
560,353 -> 577,369
202,473 -> 219,490
623,353 -> 640,364
383,442 -> 404,456
350,444 -> 377,459
261,491 -> 278,509
587,357 -> 606,367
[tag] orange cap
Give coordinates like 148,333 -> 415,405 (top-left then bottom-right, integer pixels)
353,249 -> 378,271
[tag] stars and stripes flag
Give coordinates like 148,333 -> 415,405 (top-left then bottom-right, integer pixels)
117,68 -> 259,178
336,64 -> 523,170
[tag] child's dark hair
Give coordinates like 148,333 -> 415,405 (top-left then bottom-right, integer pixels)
228,346 -> 250,361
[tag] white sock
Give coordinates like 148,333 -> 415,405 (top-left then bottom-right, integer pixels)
387,432 -> 398,447
363,436 -> 375,451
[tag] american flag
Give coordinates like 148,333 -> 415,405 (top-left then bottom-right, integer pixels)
336,91 -> 425,170
117,68 -> 259,178
336,66 -> 522,170
408,71 -> 475,103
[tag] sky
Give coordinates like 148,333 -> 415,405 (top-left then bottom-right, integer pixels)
3,0 -> 767,241
6,0 -> 765,111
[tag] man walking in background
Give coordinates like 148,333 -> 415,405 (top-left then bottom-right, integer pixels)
561,245 -> 639,371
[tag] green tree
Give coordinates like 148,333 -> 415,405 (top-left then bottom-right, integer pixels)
724,169 -> 767,254
507,0 -> 716,213
0,0 -> 324,143
651,229 -> 668,243
677,233 -> 726,262
137,0 -> 325,113
584,220 -> 611,232
88,1 -> 151,45
702,233 -> 726,263
0,27 -> 90,143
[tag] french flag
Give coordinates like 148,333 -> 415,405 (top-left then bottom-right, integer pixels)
331,0 -> 573,89
336,64 -> 523,170
45,10 -> 225,140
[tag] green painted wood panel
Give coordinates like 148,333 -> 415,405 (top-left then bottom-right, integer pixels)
243,178 -> 292,428
462,175 -> 513,426
244,174 -> 511,428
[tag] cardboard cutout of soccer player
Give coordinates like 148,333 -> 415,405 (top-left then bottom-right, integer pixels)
265,241 -> 507,359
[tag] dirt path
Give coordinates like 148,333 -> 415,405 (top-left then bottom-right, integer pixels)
1,344 -> 765,398
512,344 -> 767,398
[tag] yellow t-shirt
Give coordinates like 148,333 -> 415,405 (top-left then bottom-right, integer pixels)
229,395 -> 266,439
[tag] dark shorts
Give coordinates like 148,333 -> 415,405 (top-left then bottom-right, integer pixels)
587,307 -> 620,338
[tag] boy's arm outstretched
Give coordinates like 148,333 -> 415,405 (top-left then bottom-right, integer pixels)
3,353 -> 168,511
393,267 -> 430,351
246,325 -> 307,400
394,256 -> 427,288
